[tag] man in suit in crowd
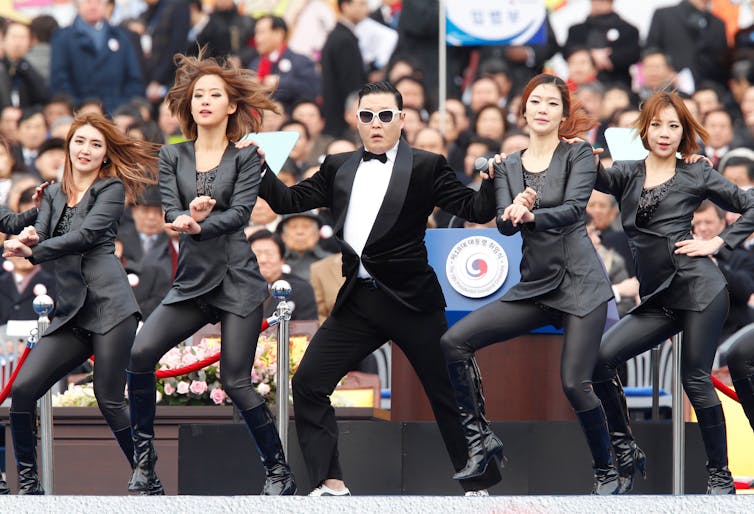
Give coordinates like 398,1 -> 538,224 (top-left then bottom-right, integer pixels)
646,0 -> 728,88
247,229 -> 318,322
320,0 -> 368,137
564,0 -> 640,89
249,15 -> 320,114
258,81 -> 500,496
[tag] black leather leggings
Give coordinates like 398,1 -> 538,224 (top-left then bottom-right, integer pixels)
441,299 -> 608,413
10,315 -> 138,432
129,301 -> 265,411
593,289 -> 729,410
727,323 -> 754,382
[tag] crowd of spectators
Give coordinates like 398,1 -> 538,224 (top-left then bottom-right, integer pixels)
0,0 -> 753,370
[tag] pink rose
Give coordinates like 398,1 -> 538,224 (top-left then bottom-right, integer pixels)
257,383 -> 271,396
209,387 -> 227,405
163,382 -> 175,396
176,381 -> 190,394
190,380 -> 208,395
251,369 -> 259,383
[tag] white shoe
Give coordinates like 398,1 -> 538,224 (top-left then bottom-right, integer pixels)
308,484 -> 351,496
464,489 -> 489,496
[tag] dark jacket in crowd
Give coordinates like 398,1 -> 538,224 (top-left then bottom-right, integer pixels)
262,272 -> 318,321
321,22 -> 366,138
124,259 -> 171,320
141,0 -> 191,87
0,268 -> 57,325
646,0 -> 729,86
185,14 -> 231,59
0,57 -> 49,109
50,16 -> 143,114
564,11 -> 640,88
250,47 -> 320,112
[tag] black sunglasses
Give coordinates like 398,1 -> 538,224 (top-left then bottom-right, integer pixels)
358,109 -> 402,124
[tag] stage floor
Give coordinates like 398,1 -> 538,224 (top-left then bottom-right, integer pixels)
0,494 -> 750,514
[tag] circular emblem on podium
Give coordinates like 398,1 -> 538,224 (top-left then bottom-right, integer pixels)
446,236 -> 508,298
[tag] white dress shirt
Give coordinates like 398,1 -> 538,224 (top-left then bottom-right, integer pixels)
343,144 -> 398,278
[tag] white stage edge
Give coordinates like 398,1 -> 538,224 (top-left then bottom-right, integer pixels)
0,495 -> 751,514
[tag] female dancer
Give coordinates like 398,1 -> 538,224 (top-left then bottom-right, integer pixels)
441,74 -> 619,494
591,90 -> 754,494
126,54 -> 296,496
2,113 -> 158,494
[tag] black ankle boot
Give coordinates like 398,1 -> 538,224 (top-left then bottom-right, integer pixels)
113,427 -> 135,468
447,359 -> 504,480
732,375 -> 754,433
593,376 -> 646,494
241,403 -> 296,495
10,411 -> 44,495
576,405 -> 620,495
696,404 -> 735,495
127,370 -> 164,495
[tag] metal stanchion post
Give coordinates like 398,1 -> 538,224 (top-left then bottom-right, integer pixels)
671,332 -> 684,494
33,295 -> 54,495
651,345 -> 661,420
271,280 -> 292,457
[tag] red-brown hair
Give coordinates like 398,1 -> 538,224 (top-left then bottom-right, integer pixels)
166,51 -> 279,141
519,73 -> 597,139
635,89 -> 708,155
62,113 -> 158,203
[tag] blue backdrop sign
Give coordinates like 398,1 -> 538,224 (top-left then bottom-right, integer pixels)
446,0 -> 547,47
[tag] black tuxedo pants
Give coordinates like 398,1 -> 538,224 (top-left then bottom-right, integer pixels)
291,282 -> 500,491
441,299 -> 608,413
593,289 -> 729,410
11,315 -> 138,433
129,301 -> 265,411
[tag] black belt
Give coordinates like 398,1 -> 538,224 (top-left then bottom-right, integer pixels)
356,277 -> 379,290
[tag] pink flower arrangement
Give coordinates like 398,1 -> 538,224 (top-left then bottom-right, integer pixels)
154,334 -> 308,406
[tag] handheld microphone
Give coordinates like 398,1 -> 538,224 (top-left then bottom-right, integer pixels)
474,152 -> 497,174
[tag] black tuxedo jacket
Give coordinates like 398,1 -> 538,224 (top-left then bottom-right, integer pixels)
259,139 -> 496,314
496,141 -> 613,316
30,179 -> 140,334
159,142 -> 267,316
596,159 -> 754,312
0,206 -> 37,235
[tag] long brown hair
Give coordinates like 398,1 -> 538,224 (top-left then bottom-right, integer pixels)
62,113 -> 159,203
635,89 -> 708,156
166,51 -> 279,141
519,73 -> 597,139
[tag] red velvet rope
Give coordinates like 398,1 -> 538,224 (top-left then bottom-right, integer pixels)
0,346 -> 32,404
711,375 -> 740,403
155,318 -> 271,378
0,319 -> 275,403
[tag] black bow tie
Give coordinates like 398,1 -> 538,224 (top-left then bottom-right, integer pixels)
363,151 -> 388,163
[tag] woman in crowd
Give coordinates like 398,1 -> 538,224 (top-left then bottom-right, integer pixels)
591,90 -> 754,495
441,74 -> 620,494
2,113 -> 158,494
126,53 -> 296,496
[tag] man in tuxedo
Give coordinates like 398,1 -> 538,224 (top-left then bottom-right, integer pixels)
259,81 -> 500,496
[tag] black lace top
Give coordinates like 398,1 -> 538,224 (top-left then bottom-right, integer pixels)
522,167 -> 547,210
196,167 -> 219,196
53,205 -> 77,237
637,175 -> 677,227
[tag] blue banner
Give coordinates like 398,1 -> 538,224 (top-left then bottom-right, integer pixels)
446,0 -> 547,47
